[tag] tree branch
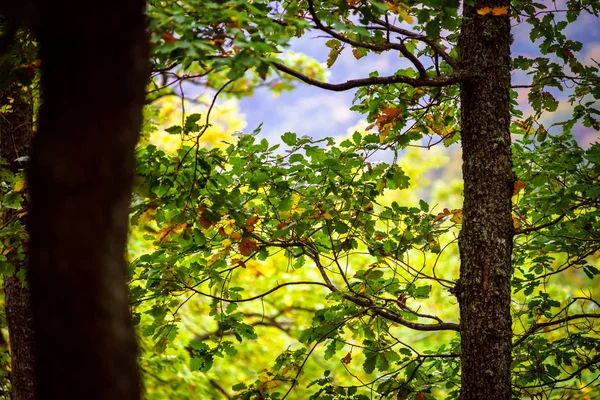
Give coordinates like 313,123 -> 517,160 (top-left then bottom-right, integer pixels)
513,313 -> 600,348
185,281 -> 329,303
306,0 -> 427,77
372,19 -> 459,70
272,61 -> 467,91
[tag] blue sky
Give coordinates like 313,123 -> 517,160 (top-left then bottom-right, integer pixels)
236,4 -> 600,147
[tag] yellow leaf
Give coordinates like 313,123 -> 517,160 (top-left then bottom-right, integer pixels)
222,219 -> 235,235
14,178 -> 27,193
137,207 -> 157,225
258,369 -> 274,383
207,252 -> 222,266
476,7 -> 492,15
450,209 -> 463,224
398,8 -> 414,24
222,238 -> 232,248
512,216 -> 521,229
379,125 -> 391,143
2,243 -> 17,256
265,380 -> 280,389
323,211 -> 333,220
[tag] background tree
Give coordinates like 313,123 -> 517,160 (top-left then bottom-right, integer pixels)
0,29 -> 37,400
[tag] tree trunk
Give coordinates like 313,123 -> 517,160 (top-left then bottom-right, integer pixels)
0,85 -> 36,400
26,1 -> 148,399
457,1 -> 514,399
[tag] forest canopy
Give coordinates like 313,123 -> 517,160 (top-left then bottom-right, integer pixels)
1,1 -> 600,400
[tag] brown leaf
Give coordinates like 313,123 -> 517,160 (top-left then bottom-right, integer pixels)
199,214 -> 214,229
341,352 -> 352,365
245,215 -> 259,227
513,181 -> 527,196
239,238 -> 260,256
562,48 -> 574,58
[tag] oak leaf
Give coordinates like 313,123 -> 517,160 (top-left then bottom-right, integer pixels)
449,209 -> 463,224
513,181 -> 527,196
161,32 -> 177,43
13,178 -> 27,193
341,352 -> 352,365
239,238 -> 259,256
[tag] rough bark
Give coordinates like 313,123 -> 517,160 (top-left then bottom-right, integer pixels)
26,1 -> 148,399
456,1 -> 514,399
0,85 -> 36,400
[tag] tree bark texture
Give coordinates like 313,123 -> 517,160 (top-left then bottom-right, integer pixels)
457,1 -> 514,399
0,85 -> 36,400
26,1 -> 148,399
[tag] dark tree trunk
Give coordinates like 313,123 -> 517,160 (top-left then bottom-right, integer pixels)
457,1 -> 514,399
26,1 -> 148,399
0,85 -> 36,400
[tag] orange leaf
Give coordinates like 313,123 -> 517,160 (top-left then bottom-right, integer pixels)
341,352 -> 352,365
491,6 -> 509,15
512,216 -> 521,229
230,232 -> 242,241
415,392 -> 427,400
245,215 -> 259,227
157,222 -> 188,243
277,221 -> 290,230
244,215 -> 259,232
161,32 -> 177,43
433,208 -> 451,223
477,6 -> 508,16
513,181 -> 527,196
373,233 -> 385,241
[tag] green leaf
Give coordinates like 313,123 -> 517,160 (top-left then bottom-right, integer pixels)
232,382 -> 247,391
282,132 -> 297,146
